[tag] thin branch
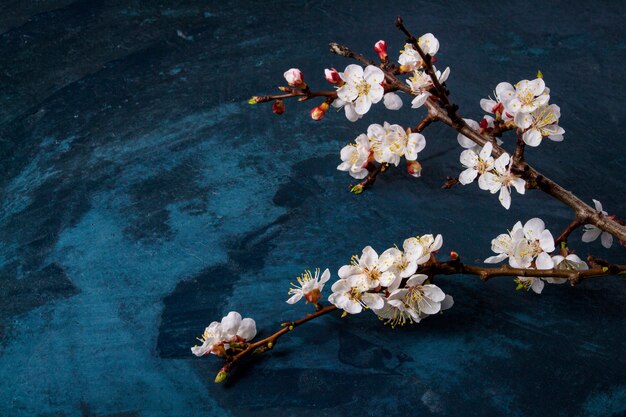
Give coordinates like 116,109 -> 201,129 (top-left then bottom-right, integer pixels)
424,259 -> 626,286
351,163 -> 389,194
555,217 -> 585,246
215,304 -> 337,383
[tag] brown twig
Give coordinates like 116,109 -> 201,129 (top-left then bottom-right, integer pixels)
351,163 -> 389,194
555,217 -> 585,246
215,304 -> 338,383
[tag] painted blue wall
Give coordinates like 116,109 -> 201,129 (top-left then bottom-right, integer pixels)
0,1 -> 625,416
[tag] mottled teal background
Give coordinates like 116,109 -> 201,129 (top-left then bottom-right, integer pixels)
1,1 -> 625,416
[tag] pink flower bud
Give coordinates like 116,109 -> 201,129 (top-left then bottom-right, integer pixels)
310,102 -> 329,121
407,160 -> 422,178
324,68 -> 341,84
272,99 -> 285,115
374,40 -> 388,61
449,251 -> 459,261
479,118 -> 488,130
283,68 -> 305,87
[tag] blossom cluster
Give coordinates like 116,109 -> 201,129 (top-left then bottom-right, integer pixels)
191,311 -> 257,357
480,77 -> 564,147
457,138 -> 525,209
287,235 -> 454,326
485,218 -> 588,293
338,122 -> 426,179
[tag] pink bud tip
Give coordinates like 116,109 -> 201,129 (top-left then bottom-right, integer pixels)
374,40 -> 388,60
407,160 -> 422,178
283,68 -> 305,87
324,68 -> 341,84
450,251 -> 459,260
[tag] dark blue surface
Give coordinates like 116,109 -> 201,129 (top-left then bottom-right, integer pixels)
1,1 -> 625,416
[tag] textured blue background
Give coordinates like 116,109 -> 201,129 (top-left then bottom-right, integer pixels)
1,1 -> 625,416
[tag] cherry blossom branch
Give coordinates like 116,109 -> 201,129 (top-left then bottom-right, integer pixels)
426,259 -> 626,286
214,304 -> 337,383
207,256 -> 624,384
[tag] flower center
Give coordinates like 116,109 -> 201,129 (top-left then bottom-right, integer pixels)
356,80 -> 371,96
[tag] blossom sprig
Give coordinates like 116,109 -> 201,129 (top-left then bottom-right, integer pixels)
457,140 -> 525,209
481,75 -> 565,147
337,122 -> 426,186
191,312 -> 257,358
329,235 -> 453,326
225,16 -> 626,385
192,232 -> 624,384
483,218 -> 593,294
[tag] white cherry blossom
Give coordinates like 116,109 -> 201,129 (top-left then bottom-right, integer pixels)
368,122 -> 426,165
374,274 -> 453,327
397,34 -> 440,71
337,134 -> 371,179
459,142 -> 495,186
338,245 -> 397,289
286,268 -> 331,304
406,66 -> 450,109
545,253 -> 588,284
581,199 -> 614,248
511,218 -> 556,268
480,82 -> 516,120
328,275 -> 384,314
514,104 -> 564,146
337,64 -> 385,115
191,312 -> 257,357
479,152 -> 526,209
484,221 -> 525,266
403,234 -> 443,265
503,78 -> 550,115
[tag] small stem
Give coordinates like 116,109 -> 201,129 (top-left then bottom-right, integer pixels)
351,163 -> 389,194
513,130 -> 525,164
555,217 -> 584,246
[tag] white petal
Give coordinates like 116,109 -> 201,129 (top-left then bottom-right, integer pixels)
286,293 -> 303,304
498,187 -> 511,209
422,284 -> 446,302
342,64 -> 364,81
237,318 -> 257,341
459,168 -> 478,185
360,246 -> 379,268
410,92 -> 430,109
383,92 -> 403,110
581,226 -> 602,242
523,129 -> 542,147
354,95 -> 372,115
364,65 -> 384,84
407,274 -> 429,286
363,293 -> 384,310
601,232 -> 614,249
319,268 -> 331,284
535,252 -> 554,270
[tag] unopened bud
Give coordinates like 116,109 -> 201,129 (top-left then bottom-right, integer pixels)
310,102 -> 329,121
374,40 -> 388,61
214,369 -> 229,383
272,99 -> 285,115
449,251 -> 459,261
248,96 -> 260,105
283,68 -> 305,88
324,68 -> 341,84
350,184 -> 364,194
407,160 -> 422,178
